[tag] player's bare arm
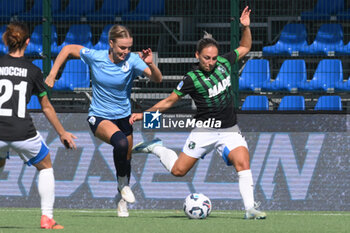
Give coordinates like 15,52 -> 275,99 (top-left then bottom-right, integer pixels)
45,44 -> 84,88
140,48 -> 162,83
129,92 -> 181,125
236,6 -> 252,60
40,95 -> 77,149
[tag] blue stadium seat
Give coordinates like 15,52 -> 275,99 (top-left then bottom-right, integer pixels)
314,96 -> 342,110
53,59 -> 90,91
278,96 -> 305,111
0,0 -> 26,22
25,25 -> 58,56
93,24 -> 113,50
299,59 -> 343,92
53,0 -> 95,22
57,25 -> 93,52
87,0 -> 129,21
32,59 -> 53,70
262,60 -> 307,92
18,0 -> 61,21
299,24 -> 344,56
301,0 -> 344,20
241,96 -> 269,111
335,76 -> 350,91
27,95 -> 41,110
0,25 -> 8,55
122,0 -> 165,21
335,42 -> 350,56
337,8 -> 350,20
263,24 -> 307,56
239,59 -> 270,92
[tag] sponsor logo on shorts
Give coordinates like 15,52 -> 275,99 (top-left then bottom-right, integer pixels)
88,116 -> 96,126
188,141 -> 196,149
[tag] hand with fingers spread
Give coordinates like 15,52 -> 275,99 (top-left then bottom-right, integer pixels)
240,6 -> 251,27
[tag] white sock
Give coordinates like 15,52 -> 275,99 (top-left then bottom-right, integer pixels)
238,169 -> 255,210
152,146 -> 178,172
38,168 -> 55,219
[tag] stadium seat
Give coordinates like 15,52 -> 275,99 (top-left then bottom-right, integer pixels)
301,0 -> 344,20
241,96 -> 269,111
337,8 -> 350,20
239,59 -> 270,92
93,24 -> 113,50
262,24 -> 307,56
278,96 -> 305,111
262,60 -> 307,92
335,76 -> 350,91
122,0 -> 165,21
314,96 -> 342,110
335,42 -> 350,56
299,24 -> 344,56
25,25 -> 59,56
53,0 -> 95,22
32,59 -> 53,70
57,25 -> 93,52
299,59 -> 343,92
27,95 -> 41,110
18,0 -> 61,21
53,59 -> 90,91
87,0 -> 130,22
0,25 -> 8,55
0,0 -> 26,22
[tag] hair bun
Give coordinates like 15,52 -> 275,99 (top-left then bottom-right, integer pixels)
203,31 -> 213,39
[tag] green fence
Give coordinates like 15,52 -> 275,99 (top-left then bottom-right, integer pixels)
1,0 -> 349,112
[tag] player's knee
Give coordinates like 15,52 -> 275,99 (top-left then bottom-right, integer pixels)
110,131 -> 128,160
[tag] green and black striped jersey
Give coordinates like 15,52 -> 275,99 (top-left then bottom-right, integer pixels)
173,51 -> 238,128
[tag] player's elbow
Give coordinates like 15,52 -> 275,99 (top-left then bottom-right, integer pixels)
171,167 -> 188,177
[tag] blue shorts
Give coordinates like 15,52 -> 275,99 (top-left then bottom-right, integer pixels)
87,115 -> 133,137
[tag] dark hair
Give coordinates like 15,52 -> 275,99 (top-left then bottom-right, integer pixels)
2,22 -> 30,53
196,31 -> 219,54
108,24 -> 132,42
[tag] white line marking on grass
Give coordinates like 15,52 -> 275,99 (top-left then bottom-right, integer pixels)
0,209 -> 349,216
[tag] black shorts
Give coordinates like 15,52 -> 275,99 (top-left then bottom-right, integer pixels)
87,115 -> 133,137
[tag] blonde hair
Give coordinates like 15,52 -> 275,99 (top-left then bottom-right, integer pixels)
108,25 -> 132,42
2,22 -> 29,53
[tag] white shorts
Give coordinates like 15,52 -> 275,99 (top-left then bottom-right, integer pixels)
0,132 -> 49,166
182,125 -> 248,166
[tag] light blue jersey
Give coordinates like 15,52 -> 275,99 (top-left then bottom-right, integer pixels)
80,48 -> 147,119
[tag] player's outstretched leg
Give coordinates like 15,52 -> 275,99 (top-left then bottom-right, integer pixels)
132,138 -> 163,153
133,138 -> 177,172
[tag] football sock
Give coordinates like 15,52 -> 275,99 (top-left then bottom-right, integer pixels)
238,169 -> 255,210
152,146 -> 178,172
126,160 -> 131,184
38,168 -> 55,219
110,131 -> 129,190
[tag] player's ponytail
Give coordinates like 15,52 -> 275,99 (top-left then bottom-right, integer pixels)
196,31 -> 219,54
2,22 -> 30,53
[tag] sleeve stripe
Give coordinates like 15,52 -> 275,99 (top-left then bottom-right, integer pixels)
173,89 -> 184,96
38,91 -> 47,97
234,49 -> 239,60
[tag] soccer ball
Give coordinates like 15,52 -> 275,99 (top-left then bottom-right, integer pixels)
183,193 -> 212,219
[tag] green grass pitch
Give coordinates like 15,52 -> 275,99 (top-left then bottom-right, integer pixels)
0,208 -> 349,233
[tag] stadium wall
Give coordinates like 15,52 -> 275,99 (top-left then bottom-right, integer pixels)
0,113 -> 349,211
